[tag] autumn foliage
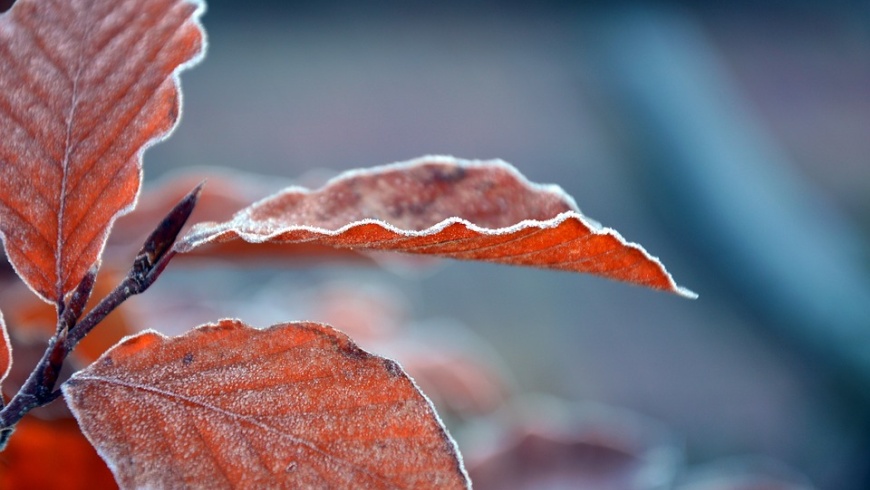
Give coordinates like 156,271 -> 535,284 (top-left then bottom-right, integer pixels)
0,0 -> 694,488
64,320 -> 466,488
0,0 -> 204,303
178,157 -> 695,297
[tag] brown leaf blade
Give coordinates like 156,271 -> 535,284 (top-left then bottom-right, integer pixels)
62,319 -> 469,489
179,156 -> 696,297
0,0 -> 205,302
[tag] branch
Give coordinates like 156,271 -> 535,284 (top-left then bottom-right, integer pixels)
0,182 -> 204,450
66,182 -> 203,350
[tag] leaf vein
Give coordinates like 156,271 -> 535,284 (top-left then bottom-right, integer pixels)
0,92 -> 61,168
0,38 -> 63,122
0,194 -> 55,249
78,374 -> 400,488
406,226 -> 547,255
550,244 -> 627,268
66,5 -> 190,172
13,10 -> 73,82
187,409 -> 235,487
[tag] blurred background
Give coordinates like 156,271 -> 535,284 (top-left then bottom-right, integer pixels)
135,1 -> 869,488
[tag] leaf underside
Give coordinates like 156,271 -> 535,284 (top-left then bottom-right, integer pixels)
62,319 -> 469,489
0,0 -> 205,302
179,156 -> 695,297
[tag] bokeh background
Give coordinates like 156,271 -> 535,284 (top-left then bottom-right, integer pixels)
139,1 -> 868,488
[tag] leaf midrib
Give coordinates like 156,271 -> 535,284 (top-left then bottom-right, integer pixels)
71,374 -> 403,489
56,65 -> 82,301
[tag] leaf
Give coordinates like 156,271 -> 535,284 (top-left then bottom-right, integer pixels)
0,309 -> 9,388
0,0 -> 205,302
179,239 -> 374,265
179,156 -> 696,297
62,319 -> 470,489
0,417 -> 118,490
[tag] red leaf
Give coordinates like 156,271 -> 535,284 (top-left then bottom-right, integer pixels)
62,319 -> 470,489
179,157 -> 696,297
0,0 -> 205,302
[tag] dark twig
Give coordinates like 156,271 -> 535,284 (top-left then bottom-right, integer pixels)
0,183 -> 204,450
65,182 -> 202,350
58,263 -> 99,334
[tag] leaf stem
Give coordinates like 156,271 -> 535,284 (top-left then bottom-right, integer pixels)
64,249 -> 177,351
58,263 -> 100,333
0,183 -> 203,450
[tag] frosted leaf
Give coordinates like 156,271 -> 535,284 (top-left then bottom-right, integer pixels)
63,319 -> 469,489
0,0 -> 205,302
179,156 -> 695,297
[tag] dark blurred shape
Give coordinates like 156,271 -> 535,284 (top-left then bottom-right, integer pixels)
0,0 -> 13,14
472,431 -> 647,490
466,400 -> 680,490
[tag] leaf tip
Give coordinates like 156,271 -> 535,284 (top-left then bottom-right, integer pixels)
675,286 -> 698,300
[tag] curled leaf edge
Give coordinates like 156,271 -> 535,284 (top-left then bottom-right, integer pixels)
176,157 -> 697,299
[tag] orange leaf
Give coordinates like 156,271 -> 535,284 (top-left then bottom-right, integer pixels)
0,0 -> 205,302
179,157 -> 696,297
63,319 -> 470,489
0,310 -> 9,388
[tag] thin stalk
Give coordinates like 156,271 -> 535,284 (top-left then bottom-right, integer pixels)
0,183 -> 203,450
